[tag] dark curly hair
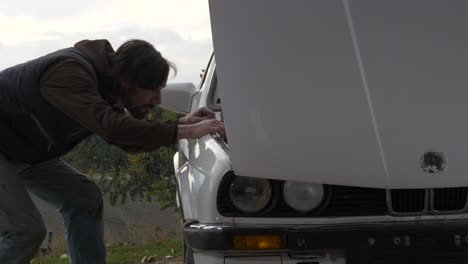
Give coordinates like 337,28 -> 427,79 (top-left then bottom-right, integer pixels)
111,39 -> 176,89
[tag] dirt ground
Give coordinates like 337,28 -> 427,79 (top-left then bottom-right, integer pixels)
136,256 -> 183,264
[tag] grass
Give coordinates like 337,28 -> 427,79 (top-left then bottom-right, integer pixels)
31,239 -> 183,264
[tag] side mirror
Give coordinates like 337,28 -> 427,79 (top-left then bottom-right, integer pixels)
160,82 -> 198,114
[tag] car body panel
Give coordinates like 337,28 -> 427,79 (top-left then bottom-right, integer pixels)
209,0 -> 468,188
175,135 -> 233,223
172,56 -> 233,224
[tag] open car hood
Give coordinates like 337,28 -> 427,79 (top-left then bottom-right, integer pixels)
209,0 -> 468,188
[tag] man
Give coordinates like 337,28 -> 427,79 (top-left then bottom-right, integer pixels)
0,39 -> 224,263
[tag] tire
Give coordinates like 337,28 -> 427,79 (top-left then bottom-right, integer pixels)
181,219 -> 194,264
183,241 -> 195,264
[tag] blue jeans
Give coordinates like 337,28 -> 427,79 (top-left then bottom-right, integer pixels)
0,154 -> 105,264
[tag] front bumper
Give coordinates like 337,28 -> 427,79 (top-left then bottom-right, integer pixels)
185,220 -> 468,263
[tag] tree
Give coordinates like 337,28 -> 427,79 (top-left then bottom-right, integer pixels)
64,107 -> 181,209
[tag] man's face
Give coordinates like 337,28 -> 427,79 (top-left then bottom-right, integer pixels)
121,82 -> 165,118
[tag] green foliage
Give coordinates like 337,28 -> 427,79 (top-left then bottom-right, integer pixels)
64,107 -> 182,209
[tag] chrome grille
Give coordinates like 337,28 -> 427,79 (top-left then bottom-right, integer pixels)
389,188 -> 468,215
432,187 -> 468,212
388,189 -> 427,214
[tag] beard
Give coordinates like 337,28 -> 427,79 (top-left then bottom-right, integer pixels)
121,86 -> 149,120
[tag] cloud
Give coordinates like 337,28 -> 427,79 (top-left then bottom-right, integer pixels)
0,0 -> 212,44
0,26 -> 212,83
0,0 -> 115,19
0,0 -> 213,84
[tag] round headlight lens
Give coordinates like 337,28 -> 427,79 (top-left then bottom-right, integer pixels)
229,176 -> 272,213
283,181 -> 324,212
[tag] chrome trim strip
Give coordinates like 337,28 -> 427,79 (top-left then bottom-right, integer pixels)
424,188 -> 431,214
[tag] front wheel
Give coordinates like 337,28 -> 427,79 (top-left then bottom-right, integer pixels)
183,241 -> 194,264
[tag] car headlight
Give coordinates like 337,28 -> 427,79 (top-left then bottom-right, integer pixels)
229,176 -> 272,213
283,181 -> 324,212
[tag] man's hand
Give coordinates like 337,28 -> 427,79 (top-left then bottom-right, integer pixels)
179,107 -> 216,124
177,119 -> 225,140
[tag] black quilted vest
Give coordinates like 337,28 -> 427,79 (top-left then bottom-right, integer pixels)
0,48 -> 97,163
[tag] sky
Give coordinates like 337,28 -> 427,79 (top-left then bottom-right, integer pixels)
0,0 -> 213,84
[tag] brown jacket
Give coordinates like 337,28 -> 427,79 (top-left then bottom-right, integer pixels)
39,40 -> 178,153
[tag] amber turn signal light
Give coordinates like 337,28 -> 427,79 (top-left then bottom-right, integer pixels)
233,234 -> 283,250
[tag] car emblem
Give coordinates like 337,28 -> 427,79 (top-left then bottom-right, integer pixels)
421,151 -> 446,174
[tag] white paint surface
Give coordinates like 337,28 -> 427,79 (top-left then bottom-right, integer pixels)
210,0 -> 468,188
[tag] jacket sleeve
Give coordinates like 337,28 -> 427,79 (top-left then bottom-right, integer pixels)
39,59 -> 178,152
114,119 -> 180,153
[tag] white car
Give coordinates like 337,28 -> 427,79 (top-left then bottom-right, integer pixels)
161,54 -> 468,264
160,2 -> 468,263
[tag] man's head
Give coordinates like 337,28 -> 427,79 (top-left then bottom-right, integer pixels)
112,39 -> 176,118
